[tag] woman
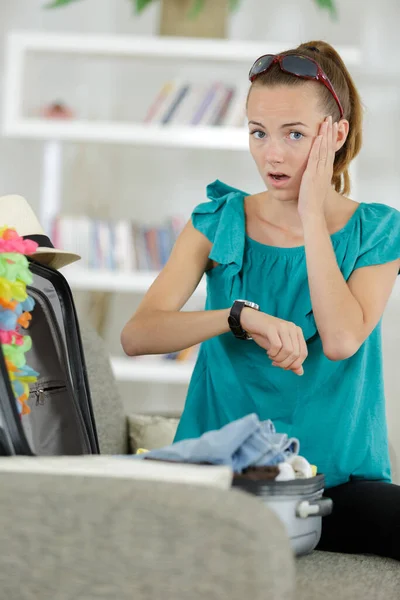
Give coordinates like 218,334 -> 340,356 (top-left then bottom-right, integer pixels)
121,41 -> 400,560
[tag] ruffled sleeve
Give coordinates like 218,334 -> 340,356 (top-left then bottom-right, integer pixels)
192,180 -> 248,274
354,203 -> 400,274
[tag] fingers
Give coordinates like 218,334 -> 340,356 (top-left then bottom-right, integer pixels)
289,327 -> 308,374
253,331 -> 302,376
309,130 -> 323,165
318,117 -> 329,165
326,115 -> 335,164
265,329 -> 284,359
333,120 -> 338,150
319,115 -> 339,168
270,325 -> 299,369
299,327 -> 308,364
251,314 -> 308,377
267,324 -> 291,363
271,325 -> 307,375
307,115 -> 338,174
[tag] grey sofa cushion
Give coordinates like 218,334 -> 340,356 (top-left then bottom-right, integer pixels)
297,550 -> 400,599
0,472 -> 295,600
79,323 -> 128,455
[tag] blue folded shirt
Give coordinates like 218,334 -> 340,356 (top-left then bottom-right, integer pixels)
133,413 -> 299,473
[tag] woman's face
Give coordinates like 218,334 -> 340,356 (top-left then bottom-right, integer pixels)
247,83 -> 327,201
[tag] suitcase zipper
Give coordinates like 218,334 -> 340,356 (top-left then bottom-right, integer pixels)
35,385 -> 66,406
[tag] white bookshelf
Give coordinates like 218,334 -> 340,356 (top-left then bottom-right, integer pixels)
2,30 -> 361,67
2,31 -> 362,384
64,267 -> 206,295
6,119 -> 249,149
111,356 -> 194,383
2,31 -> 361,143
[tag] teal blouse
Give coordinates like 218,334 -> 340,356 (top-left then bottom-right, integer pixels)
174,180 -> 400,489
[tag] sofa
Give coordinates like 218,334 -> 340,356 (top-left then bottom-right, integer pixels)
0,322 -> 398,600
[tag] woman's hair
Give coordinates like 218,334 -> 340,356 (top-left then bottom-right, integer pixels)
247,40 -> 363,196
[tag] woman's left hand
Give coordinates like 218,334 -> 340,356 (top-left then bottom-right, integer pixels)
298,115 -> 338,221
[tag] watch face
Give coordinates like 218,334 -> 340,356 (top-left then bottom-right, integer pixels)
237,299 -> 259,310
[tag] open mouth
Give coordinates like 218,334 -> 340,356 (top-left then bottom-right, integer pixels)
267,172 -> 291,187
269,172 -> 290,180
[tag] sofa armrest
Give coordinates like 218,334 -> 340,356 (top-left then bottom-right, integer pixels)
0,471 -> 295,600
80,323 -> 129,455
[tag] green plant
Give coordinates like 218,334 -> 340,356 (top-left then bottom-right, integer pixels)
46,0 -> 337,19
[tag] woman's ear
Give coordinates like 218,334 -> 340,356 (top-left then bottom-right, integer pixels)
335,119 -> 349,152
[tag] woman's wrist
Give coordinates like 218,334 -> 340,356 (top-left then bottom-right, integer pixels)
301,211 -> 327,238
222,308 -> 231,333
240,306 -> 260,335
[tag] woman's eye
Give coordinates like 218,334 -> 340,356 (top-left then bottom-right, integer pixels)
251,130 -> 265,139
289,131 -> 303,141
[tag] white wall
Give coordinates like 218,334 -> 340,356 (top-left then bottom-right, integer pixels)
0,0 -> 398,477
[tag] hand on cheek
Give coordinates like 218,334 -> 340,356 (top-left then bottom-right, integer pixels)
297,115 -> 338,220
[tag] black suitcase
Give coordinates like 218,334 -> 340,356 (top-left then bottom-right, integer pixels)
0,259 -> 99,456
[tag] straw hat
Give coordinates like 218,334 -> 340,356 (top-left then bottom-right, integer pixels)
0,194 -> 81,270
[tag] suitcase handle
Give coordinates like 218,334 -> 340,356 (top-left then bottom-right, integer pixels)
296,497 -> 333,519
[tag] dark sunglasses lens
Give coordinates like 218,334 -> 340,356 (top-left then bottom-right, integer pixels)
282,55 -> 318,77
250,55 -> 274,78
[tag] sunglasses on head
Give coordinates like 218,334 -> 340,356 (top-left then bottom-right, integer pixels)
248,53 -> 344,119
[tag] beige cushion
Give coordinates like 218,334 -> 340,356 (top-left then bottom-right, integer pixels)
128,413 -> 179,453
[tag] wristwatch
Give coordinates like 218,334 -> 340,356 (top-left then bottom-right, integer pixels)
228,299 -> 260,340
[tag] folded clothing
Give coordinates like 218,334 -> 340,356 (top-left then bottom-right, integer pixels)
133,413 -> 300,474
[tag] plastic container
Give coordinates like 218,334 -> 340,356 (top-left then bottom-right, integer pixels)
232,473 -> 332,556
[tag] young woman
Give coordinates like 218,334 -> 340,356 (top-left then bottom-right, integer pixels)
121,41 -> 400,560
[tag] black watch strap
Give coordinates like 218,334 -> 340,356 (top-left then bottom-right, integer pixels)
228,300 -> 259,340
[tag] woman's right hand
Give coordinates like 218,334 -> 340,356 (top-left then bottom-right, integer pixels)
241,308 -> 308,376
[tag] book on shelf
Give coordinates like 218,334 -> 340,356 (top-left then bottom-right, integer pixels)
143,79 -> 249,128
143,80 -> 178,124
222,81 -> 250,128
209,86 -> 235,126
171,82 -> 207,125
51,214 -> 185,272
190,81 -> 219,125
